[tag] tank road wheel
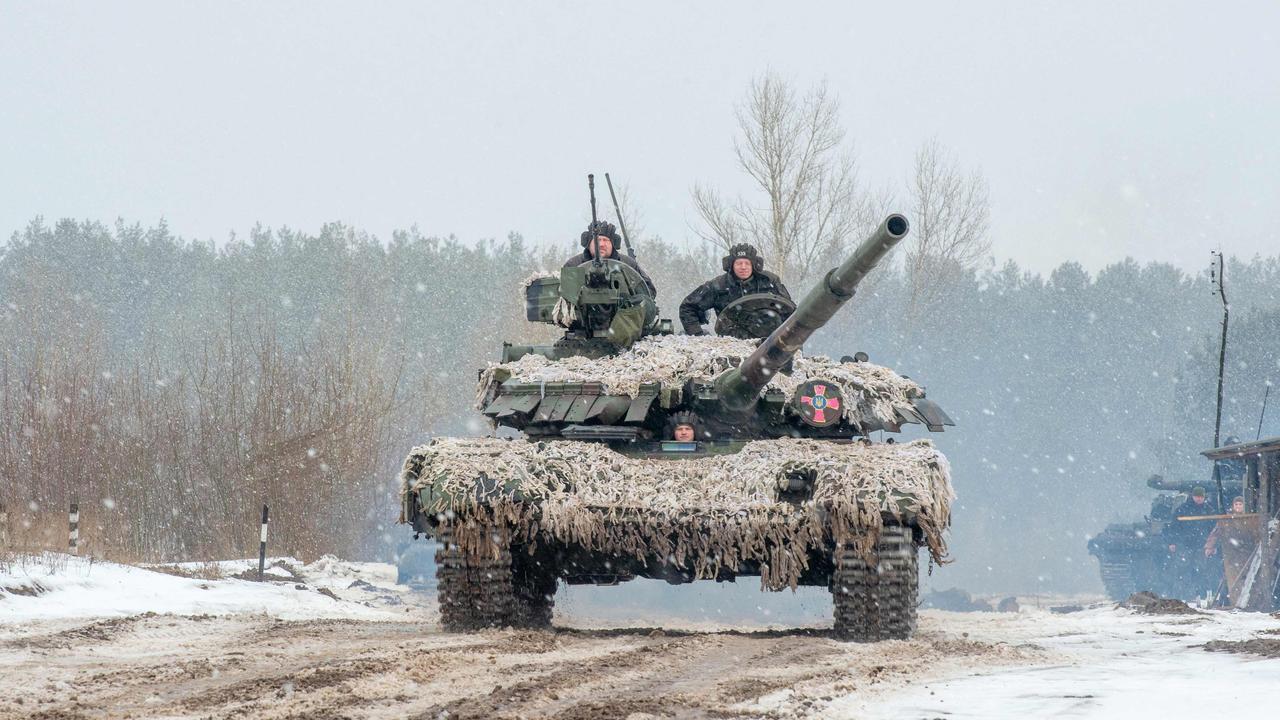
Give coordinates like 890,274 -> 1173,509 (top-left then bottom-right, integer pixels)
435,527 -> 557,631
1097,556 -> 1137,601
831,525 -> 919,642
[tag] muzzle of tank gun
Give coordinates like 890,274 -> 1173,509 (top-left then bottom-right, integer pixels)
715,214 -> 910,413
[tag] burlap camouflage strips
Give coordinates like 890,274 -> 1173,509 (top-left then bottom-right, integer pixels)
476,335 -> 926,430
401,436 -> 953,590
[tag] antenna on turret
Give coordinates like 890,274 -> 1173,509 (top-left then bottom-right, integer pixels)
604,173 -> 637,259
588,174 -> 601,267
1210,250 -> 1229,510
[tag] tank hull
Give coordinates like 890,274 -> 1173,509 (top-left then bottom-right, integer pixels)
402,436 -> 945,641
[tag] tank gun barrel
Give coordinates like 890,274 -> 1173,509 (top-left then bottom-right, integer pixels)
716,214 -> 910,412
1146,472 -> 1243,493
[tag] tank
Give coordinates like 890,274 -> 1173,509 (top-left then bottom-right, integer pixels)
1086,472 -> 1242,600
400,214 -> 956,641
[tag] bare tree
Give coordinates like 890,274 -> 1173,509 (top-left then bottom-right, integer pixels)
692,73 -> 873,283
904,138 -> 991,315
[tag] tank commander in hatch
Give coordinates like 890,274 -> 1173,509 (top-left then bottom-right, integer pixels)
563,220 -> 656,296
667,411 -> 702,442
679,243 -> 792,336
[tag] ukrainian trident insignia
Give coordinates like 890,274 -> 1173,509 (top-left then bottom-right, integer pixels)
794,380 -> 843,427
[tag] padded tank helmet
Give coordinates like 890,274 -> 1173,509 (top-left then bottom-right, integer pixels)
722,243 -> 764,274
666,410 -> 703,439
581,220 -> 622,248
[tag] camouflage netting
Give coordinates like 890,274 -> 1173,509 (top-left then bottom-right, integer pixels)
400,436 -> 953,590
476,335 -> 925,430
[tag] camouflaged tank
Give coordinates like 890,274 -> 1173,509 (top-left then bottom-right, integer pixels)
399,214 -> 956,641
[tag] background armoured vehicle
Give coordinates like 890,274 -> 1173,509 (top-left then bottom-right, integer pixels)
400,210 -> 955,641
1087,472 -> 1242,600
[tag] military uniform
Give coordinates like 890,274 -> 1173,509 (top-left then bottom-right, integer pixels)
679,269 -> 791,336
1167,493 -> 1219,597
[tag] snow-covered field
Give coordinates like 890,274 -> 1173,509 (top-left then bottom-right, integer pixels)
2,554 -> 1278,719
0,553 -> 424,623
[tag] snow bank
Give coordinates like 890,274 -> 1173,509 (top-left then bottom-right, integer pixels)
0,553 -> 412,624
859,605 -> 1280,719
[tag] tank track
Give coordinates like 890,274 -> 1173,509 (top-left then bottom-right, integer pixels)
1097,557 -> 1137,601
435,527 -> 556,631
831,525 -> 918,641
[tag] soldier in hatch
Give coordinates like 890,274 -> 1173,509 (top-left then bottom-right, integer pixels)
666,411 -> 703,442
679,243 -> 791,336
563,220 -> 656,296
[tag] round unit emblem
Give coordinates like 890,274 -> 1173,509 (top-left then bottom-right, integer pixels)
794,380 -> 843,427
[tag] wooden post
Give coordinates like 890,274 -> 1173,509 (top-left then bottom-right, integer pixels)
0,502 -> 8,548
1246,457 -> 1260,511
69,501 -> 79,556
257,504 -> 269,582
1256,452 -> 1277,611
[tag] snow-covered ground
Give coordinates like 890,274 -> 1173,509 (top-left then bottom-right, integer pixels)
0,553 -> 426,623
4,554 -> 1278,719
860,606 -> 1280,719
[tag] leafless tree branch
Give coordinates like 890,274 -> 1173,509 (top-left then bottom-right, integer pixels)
693,73 -> 870,283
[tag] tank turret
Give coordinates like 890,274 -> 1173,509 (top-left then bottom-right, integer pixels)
715,214 -> 909,413
479,214 -> 953,442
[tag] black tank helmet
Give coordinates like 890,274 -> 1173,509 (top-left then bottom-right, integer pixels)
666,410 -> 704,440
581,220 -> 622,248
722,243 -> 764,274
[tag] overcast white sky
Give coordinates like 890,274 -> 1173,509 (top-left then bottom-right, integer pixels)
2,1 -> 1277,274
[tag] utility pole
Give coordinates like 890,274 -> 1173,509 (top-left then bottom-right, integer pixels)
1211,251 -> 1229,510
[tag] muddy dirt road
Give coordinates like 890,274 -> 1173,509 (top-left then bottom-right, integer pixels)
0,610 -> 1046,720
4,593 -> 1279,720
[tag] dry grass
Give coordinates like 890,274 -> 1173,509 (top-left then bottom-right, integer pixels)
0,550 -> 78,577
143,561 -> 229,581
0,313 -> 424,564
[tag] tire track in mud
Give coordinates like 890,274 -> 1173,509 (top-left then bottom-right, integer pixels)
180,656 -> 397,711
94,621 -> 507,719
411,630 -> 874,720
414,634 -> 715,720
3,614 -> 157,650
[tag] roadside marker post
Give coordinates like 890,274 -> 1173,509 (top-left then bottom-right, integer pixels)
258,504 -> 269,581
0,502 -> 8,548
69,501 -> 79,556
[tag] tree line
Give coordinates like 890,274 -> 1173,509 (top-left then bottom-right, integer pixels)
3,70 -> 1277,591
2,216 -> 1278,593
